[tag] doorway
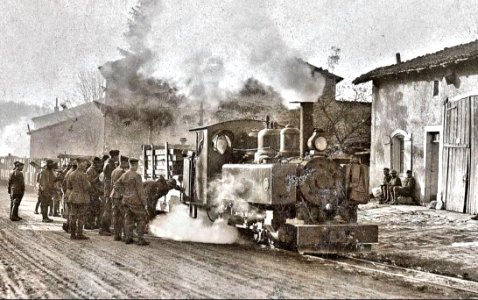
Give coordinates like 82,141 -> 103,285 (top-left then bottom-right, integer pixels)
425,131 -> 440,202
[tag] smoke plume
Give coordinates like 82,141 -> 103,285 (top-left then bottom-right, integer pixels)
0,117 -> 30,157
128,0 -> 326,107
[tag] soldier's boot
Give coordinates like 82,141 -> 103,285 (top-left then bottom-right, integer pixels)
34,201 -> 40,214
41,206 -> 53,223
11,203 -> 21,221
76,218 -> 89,240
70,222 -> 77,240
62,222 -> 70,233
53,202 -> 60,217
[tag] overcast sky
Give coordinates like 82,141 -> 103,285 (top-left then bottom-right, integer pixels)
1,0 -> 477,108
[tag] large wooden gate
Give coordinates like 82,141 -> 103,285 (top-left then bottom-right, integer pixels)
442,96 -> 478,213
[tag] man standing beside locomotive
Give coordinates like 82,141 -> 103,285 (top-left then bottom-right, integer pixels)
115,158 -> 149,246
110,155 -> 129,241
8,161 -> 25,221
37,159 -> 57,223
99,150 -> 120,236
67,157 -> 91,240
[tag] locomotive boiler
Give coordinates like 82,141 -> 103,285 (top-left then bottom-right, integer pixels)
180,102 -> 378,254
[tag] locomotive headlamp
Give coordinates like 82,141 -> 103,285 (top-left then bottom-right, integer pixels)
307,128 -> 328,152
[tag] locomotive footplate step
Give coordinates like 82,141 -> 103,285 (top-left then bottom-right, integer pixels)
278,223 -> 378,254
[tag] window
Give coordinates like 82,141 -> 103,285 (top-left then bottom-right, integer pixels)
392,134 -> 405,173
433,80 -> 439,96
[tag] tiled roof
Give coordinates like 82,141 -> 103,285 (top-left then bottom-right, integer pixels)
353,39 -> 478,84
31,100 -> 106,129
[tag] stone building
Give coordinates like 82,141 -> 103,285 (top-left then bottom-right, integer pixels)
29,100 -> 105,159
353,39 -> 478,213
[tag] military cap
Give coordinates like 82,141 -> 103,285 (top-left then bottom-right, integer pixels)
128,157 -> 139,164
92,156 -> 102,164
120,155 -> 129,162
383,167 -> 390,171
14,161 -> 24,167
46,159 -> 55,166
13,161 -> 20,167
102,154 -> 110,161
109,150 -> 120,157
390,169 -> 397,174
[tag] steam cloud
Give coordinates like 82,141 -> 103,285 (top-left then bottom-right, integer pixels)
149,205 -> 239,244
149,174 -> 264,244
130,0 -> 326,107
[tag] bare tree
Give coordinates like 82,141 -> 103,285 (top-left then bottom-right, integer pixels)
314,47 -> 372,154
76,70 -> 105,103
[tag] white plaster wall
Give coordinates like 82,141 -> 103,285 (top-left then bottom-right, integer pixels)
370,66 -> 478,203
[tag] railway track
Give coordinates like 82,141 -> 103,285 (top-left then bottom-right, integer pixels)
305,253 -> 478,297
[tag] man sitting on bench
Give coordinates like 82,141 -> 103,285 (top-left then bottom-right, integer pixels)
391,170 -> 416,205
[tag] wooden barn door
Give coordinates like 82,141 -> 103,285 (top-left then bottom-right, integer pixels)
467,96 -> 478,214
442,97 -> 471,213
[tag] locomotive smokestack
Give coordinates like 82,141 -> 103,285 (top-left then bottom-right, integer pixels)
299,102 -> 314,157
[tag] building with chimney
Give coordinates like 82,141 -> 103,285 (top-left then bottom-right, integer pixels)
353,39 -> 478,214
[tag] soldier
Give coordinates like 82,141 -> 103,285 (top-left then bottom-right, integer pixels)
380,168 -> 392,204
34,160 -> 47,214
392,170 -> 417,205
99,150 -> 120,236
67,157 -> 91,240
116,158 -> 149,245
386,170 -> 402,204
7,161 -> 25,221
61,160 -> 77,233
50,163 -> 64,217
110,155 -> 129,241
37,159 -> 57,223
144,175 -> 182,221
85,157 -> 104,230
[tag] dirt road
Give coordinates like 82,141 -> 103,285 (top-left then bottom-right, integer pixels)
0,187 -> 469,299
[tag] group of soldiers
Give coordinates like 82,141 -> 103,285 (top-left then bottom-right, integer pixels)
7,150 -> 182,246
379,168 -> 417,205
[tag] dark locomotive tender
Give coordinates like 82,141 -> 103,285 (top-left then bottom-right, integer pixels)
178,102 -> 378,254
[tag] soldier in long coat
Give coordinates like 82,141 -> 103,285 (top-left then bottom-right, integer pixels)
67,157 -> 91,240
37,159 -> 57,223
61,160 -> 77,232
8,161 -> 25,221
99,150 -> 119,236
85,157 -> 104,230
110,155 -> 129,241
115,158 -> 149,245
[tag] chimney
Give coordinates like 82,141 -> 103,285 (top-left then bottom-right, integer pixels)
299,102 -> 314,158
396,53 -> 401,64
54,98 -> 59,112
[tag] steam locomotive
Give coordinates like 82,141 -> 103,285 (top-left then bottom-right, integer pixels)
175,102 -> 378,254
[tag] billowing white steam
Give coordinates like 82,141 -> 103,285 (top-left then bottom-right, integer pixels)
149,174 -> 264,244
134,0 -> 325,106
149,205 -> 239,244
0,117 -> 30,157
